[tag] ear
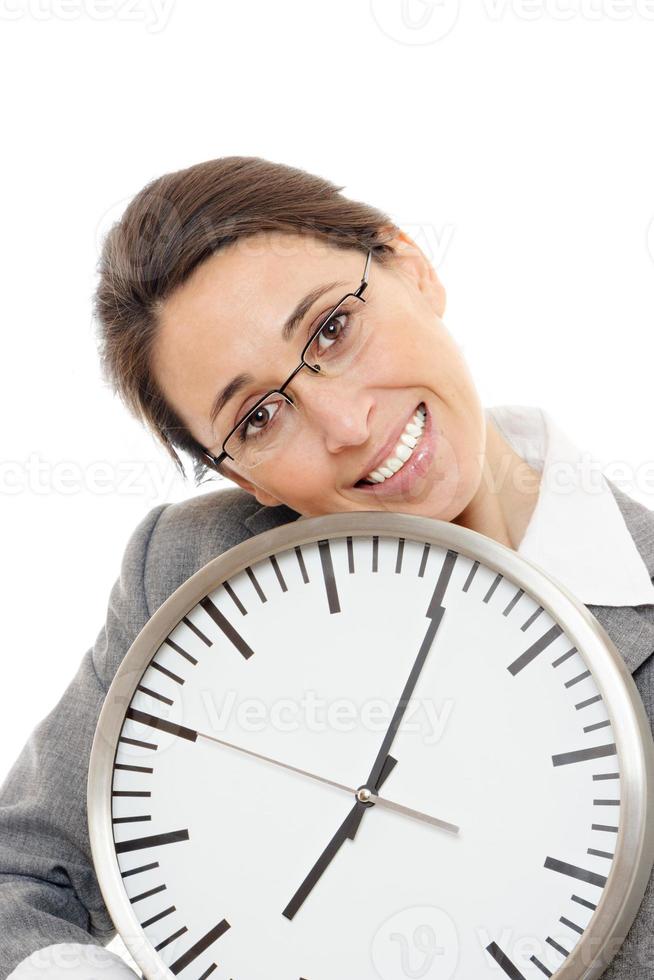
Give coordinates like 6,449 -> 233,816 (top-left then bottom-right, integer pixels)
216,460 -> 284,508
381,226 -> 446,318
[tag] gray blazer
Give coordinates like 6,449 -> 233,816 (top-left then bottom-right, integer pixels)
1,480 -> 653,978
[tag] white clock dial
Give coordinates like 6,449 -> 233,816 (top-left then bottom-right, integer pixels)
89,515 -> 654,980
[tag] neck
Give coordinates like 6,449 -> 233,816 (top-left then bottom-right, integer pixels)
451,417 -> 542,551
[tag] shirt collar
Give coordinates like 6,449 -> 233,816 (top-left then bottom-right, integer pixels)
486,404 -> 654,607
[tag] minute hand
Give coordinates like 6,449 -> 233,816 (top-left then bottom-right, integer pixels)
366,603 -> 445,792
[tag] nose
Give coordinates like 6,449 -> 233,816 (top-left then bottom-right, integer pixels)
293,372 -> 373,454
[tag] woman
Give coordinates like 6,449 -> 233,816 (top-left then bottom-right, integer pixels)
2,156 -> 653,979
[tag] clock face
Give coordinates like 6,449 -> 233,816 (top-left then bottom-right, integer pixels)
89,515 -> 654,980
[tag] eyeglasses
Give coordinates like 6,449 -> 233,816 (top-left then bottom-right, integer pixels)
200,248 -> 374,473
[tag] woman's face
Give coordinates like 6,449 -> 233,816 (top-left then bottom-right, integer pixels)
152,230 -> 487,521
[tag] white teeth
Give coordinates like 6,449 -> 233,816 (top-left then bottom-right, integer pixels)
361,404 -> 427,485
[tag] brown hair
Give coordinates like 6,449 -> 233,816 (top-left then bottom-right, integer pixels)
93,155 -> 400,486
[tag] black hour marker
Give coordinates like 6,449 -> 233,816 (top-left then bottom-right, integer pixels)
115,828 -> 190,854
462,560 -> 479,592
245,566 -> 266,602
165,638 -> 198,666
318,539 -> 340,614
346,536 -> 354,573
594,799 -> 620,806
112,790 -> 151,798
508,624 -> 563,675
295,545 -> 310,583
143,906 -> 176,928
530,955 -> 552,976
119,735 -> 158,751
372,535 -> 379,572
121,861 -> 159,878
552,646 -> 577,668
571,894 -> 597,910
426,549 -> 457,617
182,616 -> 212,646
131,884 -> 166,904
126,707 -> 198,743
584,720 -> 610,733
552,743 -> 616,767
114,763 -> 153,774
559,915 -> 584,935
169,919 -> 231,975
223,581 -> 247,616
418,542 -> 430,577
483,573 -> 502,603
156,926 -> 188,952
151,661 -> 185,685
592,823 -> 618,833
565,669 -> 591,688
575,694 -> 602,710
269,554 -> 288,592
395,537 -> 405,574
521,605 -> 543,631
199,596 -> 255,659
137,685 -> 174,707
593,772 -> 619,780
503,587 -> 524,616
544,856 -> 607,889
546,936 -> 569,957
588,848 -> 614,860
198,966 -> 217,980
485,941 -> 526,978
113,815 -> 151,824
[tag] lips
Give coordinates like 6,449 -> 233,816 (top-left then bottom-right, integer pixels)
353,402 -> 426,487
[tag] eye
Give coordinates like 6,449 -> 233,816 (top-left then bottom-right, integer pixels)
316,311 -> 348,351
241,399 -> 282,440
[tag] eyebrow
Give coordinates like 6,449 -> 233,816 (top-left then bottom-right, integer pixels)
207,279 -> 348,429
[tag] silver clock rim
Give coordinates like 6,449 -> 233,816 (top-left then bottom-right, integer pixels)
88,511 -> 654,980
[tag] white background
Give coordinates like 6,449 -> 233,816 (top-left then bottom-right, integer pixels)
1,0 -> 653,969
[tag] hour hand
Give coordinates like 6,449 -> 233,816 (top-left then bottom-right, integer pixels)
282,755 -> 398,921
282,798 -> 366,921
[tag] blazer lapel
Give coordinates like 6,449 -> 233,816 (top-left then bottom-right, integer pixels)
587,480 -> 654,674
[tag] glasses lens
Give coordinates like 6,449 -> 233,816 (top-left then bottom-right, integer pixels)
224,393 -> 299,470
302,294 -> 370,375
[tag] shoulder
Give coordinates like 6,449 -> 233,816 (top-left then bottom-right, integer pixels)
139,486 -> 300,616
605,478 -> 654,577
588,479 -> 654,681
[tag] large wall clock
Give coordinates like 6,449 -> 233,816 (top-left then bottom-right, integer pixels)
88,512 -> 654,979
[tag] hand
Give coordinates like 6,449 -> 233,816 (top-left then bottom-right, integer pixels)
282,598 -> 449,920
196,729 -> 458,834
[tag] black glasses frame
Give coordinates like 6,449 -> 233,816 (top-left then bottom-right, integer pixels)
201,247 -> 373,471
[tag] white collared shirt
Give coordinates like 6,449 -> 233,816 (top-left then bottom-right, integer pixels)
486,404 -> 654,608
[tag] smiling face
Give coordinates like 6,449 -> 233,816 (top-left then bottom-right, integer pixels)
151,229 -> 489,522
